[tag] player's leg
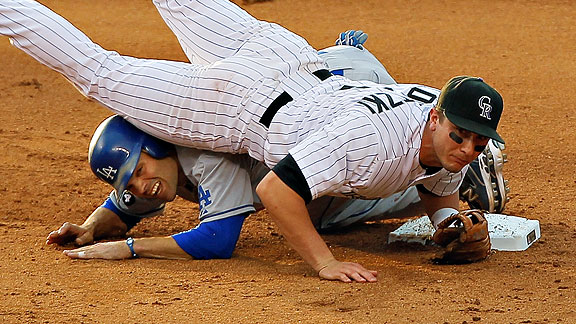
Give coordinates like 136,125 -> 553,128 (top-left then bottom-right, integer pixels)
319,45 -> 397,85
152,0 -> 259,64
1,0 -> 331,154
309,187 -> 425,230
152,0 -> 328,97
0,0 -> 260,152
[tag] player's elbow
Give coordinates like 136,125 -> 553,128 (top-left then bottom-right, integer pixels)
256,171 -> 275,202
257,171 -> 310,213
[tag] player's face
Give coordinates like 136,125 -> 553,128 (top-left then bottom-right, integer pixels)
125,152 -> 180,202
431,111 -> 489,172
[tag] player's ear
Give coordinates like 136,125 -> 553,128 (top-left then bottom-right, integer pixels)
429,109 -> 440,131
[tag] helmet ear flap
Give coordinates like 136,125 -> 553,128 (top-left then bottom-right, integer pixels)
141,136 -> 171,160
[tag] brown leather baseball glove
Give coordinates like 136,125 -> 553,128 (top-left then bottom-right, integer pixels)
432,209 -> 491,264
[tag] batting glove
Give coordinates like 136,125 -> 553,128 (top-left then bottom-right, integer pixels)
335,30 -> 368,49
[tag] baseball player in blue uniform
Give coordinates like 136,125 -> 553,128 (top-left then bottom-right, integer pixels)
47,114 -> 427,261
1,0 -> 507,282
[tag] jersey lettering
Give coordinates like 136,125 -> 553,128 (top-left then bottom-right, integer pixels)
358,86 -> 438,114
198,185 -> 212,214
407,87 -> 437,104
359,94 -> 389,113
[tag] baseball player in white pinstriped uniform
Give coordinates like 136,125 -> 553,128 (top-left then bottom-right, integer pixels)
46,40 -> 429,262
0,0 -> 506,283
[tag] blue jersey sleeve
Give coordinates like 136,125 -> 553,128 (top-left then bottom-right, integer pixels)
171,214 -> 247,259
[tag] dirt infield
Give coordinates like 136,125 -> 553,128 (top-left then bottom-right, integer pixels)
1,0 -> 575,323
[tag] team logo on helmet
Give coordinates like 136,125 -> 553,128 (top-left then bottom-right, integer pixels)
478,96 -> 492,120
96,166 -> 118,180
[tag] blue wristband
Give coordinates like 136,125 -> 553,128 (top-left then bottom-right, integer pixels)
126,237 -> 138,258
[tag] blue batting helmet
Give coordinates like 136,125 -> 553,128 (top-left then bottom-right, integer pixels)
88,115 -> 172,194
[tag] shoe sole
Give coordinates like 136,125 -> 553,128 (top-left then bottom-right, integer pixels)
483,140 -> 509,213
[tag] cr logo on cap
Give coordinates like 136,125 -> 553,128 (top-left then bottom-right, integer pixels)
478,96 -> 492,120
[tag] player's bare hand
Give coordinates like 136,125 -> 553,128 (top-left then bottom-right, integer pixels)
63,241 -> 131,260
318,260 -> 378,283
46,222 -> 94,246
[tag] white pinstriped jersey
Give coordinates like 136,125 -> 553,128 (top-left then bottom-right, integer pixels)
284,81 -> 465,200
0,0 -> 465,201
110,146 -> 426,229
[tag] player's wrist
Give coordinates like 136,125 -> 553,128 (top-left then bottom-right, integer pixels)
430,208 -> 458,230
125,237 -> 139,258
315,258 -> 338,274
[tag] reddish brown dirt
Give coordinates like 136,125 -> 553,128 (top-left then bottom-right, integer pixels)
1,0 -> 575,323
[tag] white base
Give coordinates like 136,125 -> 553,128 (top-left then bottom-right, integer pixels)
387,214 -> 540,251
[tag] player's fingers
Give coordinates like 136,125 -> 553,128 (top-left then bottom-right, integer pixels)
342,263 -> 378,282
338,273 -> 352,283
75,237 -> 86,246
359,270 -> 378,282
56,223 -> 73,238
47,223 -> 79,245
46,229 -> 71,245
47,223 -> 69,238
64,243 -> 102,259
63,248 -> 89,259
349,268 -> 378,283
58,222 -> 73,233
45,230 -> 60,243
348,271 -> 367,283
319,261 -> 378,283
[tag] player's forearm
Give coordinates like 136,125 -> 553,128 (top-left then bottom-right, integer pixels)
81,207 -> 128,240
132,237 -> 193,260
257,172 -> 336,272
63,236 -> 192,260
